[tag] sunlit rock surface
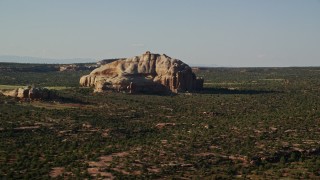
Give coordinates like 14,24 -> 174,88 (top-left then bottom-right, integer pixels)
80,52 -> 203,93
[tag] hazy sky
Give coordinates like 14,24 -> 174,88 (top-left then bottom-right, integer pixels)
0,0 -> 319,66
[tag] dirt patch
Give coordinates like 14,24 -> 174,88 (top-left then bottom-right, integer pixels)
87,151 -> 130,178
87,168 -> 114,179
18,101 -> 93,110
155,123 -> 176,129
195,152 -> 249,164
29,101 -> 87,110
113,152 -> 129,157
14,126 -> 40,130
101,129 -> 110,137
62,103 -> 85,108
148,166 -> 161,173
195,152 -> 217,157
50,167 -> 65,178
161,140 -> 168,144
88,160 -> 110,168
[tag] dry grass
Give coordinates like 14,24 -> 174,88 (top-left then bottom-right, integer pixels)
0,84 -> 70,90
21,101 -> 89,110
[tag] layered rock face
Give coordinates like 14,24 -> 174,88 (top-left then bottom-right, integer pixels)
1,86 -> 55,100
80,52 -> 204,93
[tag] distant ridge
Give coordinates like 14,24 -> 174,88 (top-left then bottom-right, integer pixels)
0,55 -> 227,67
0,55 -> 95,64
189,63 -> 221,67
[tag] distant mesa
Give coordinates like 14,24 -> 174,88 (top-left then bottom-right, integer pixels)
59,64 -> 97,72
1,86 -> 56,100
97,58 -> 125,66
80,51 -> 204,94
0,63 -> 97,72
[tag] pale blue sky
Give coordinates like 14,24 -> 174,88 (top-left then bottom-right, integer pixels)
0,0 -> 319,66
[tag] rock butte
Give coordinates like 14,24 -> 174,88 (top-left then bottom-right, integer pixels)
80,52 -> 204,93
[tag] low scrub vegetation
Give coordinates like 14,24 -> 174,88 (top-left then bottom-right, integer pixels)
1,64 -> 320,179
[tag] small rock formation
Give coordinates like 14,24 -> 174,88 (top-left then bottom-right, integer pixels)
80,52 -> 204,93
1,86 -> 56,100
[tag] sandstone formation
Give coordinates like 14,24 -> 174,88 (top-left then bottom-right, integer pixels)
1,86 -> 56,100
80,52 -> 204,93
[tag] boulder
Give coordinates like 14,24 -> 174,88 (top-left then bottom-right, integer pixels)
80,52 -> 204,93
2,88 -> 18,97
17,88 -> 29,98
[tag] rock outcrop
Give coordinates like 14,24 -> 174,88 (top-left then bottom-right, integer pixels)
1,86 -> 56,100
80,52 -> 204,93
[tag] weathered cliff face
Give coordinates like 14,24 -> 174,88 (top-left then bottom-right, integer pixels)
1,87 -> 55,100
80,52 -> 204,93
